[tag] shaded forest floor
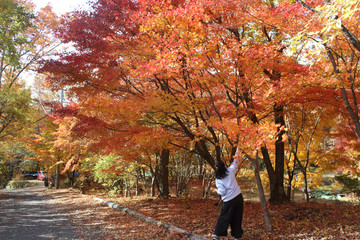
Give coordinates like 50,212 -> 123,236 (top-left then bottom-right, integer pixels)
46,182 -> 360,240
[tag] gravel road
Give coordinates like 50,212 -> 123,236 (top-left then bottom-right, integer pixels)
0,185 -> 80,240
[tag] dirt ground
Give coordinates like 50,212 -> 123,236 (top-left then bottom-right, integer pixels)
45,181 -> 360,240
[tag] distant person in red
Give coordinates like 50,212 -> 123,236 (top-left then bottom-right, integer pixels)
213,154 -> 243,240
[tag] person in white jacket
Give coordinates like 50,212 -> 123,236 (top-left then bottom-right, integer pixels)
213,157 -> 243,240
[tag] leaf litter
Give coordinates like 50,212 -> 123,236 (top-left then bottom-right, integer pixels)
47,189 -> 360,240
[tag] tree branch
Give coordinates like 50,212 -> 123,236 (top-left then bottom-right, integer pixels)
296,0 -> 360,53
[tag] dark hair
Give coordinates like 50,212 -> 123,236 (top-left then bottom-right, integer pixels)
215,161 -> 228,179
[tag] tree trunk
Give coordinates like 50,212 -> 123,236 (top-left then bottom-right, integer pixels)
141,167 -> 147,190
247,152 -> 273,231
269,105 -> 288,203
255,104 -> 287,204
340,88 -> 360,139
124,175 -> 131,198
135,172 -> 139,196
55,164 -> 60,190
149,158 -> 157,197
151,175 -> 156,197
286,168 -> 295,202
202,170 -> 214,198
198,156 -> 204,180
157,149 -> 170,198
303,170 -> 310,203
261,144 -> 287,204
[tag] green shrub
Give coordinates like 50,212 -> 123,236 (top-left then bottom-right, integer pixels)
92,154 -> 125,194
0,162 -> 10,188
335,174 -> 360,195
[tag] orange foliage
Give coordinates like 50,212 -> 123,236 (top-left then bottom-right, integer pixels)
38,0 -> 359,178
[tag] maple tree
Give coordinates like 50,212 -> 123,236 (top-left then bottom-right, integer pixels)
286,1 -> 360,139
130,0 -> 323,204
277,0 -> 360,189
2,1 -> 360,237
285,103 -> 335,202
38,0 -> 360,214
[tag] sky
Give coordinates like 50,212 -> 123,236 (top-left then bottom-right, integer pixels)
23,0 -> 91,90
31,0 -> 91,15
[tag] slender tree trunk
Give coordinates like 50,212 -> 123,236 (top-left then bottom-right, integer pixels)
124,180 -> 128,197
124,174 -> 131,198
202,170 -> 214,198
135,171 -> 139,196
0,53 -> 4,88
247,152 -> 273,231
285,152 -> 295,201
151,166 -> 157,198
202,169 -> 206,197
326,49 -> 360,139
340,88 -> 360,138
68,171 -> 75,188
151,175 -> 156,197
303,170 -> 310,203
198,156 -> 204,180
149,157 -> 157,197
141,168 -> 147,190
286,172 -> 293,202
55,164 -> 60,189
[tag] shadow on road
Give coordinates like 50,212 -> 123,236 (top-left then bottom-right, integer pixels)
0,185 -> 79,240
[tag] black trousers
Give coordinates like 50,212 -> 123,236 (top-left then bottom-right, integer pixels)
214,193 -> 243,238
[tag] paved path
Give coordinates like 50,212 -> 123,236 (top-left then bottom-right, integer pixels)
0,185 -> 79,240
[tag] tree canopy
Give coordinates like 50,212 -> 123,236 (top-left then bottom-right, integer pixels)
34,0 -> 360,205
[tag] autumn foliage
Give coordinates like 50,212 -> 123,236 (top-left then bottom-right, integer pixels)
38,0 -> 360,213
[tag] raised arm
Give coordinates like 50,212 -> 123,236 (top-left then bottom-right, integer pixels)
230,147 -> 240,170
